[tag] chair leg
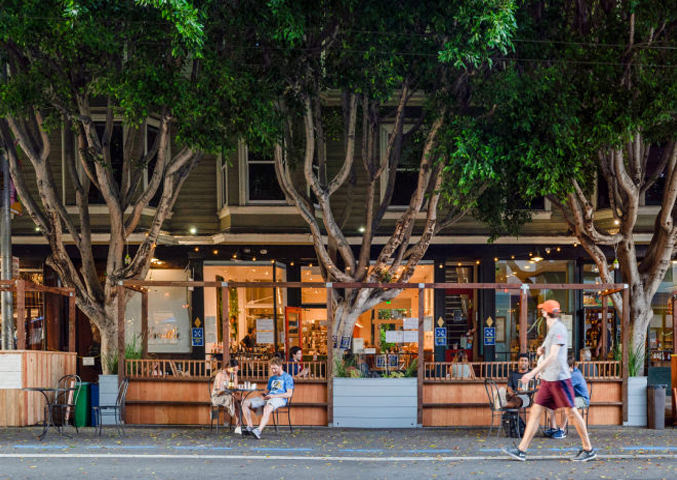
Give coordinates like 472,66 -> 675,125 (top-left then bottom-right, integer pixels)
288,408 -> 292,433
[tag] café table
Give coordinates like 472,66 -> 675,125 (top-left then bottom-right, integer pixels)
23,387 -> 69,440
224,385 -> 264,431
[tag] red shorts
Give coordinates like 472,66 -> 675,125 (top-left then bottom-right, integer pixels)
534,379 -> 575,410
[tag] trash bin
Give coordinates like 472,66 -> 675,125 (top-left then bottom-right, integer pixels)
90,383 -> 100,427
74,382 -> 91,428
647,384 -> 667,430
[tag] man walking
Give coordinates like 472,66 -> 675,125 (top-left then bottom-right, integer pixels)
502,300 -> 596,462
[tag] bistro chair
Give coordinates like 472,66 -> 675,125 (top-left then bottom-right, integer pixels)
484,378 -> 523,440
272,391 -> 293,433
93,377 -> 129,436
208,375 -> 233,433
49,374 -> 82,435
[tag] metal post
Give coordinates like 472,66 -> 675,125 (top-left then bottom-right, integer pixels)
15,279 -> 25,349
141,290 -> 148,357
68,293 -> 76,352
117,285 -> 125,384
601,293 -> 608,359
221,284 -> 230,366
1,148 -> 14,350
326,283 -> 333,427
519,284 -> 529,354
621,286 -> 630,423
417,285 -> 425,426
272,263 -> 278,351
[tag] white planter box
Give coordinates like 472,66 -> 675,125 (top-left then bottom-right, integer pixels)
624,376 -> 647,427
98,374 -> 119,425
333,378 -> 418,428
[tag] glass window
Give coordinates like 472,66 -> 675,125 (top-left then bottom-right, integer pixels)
89,123 -> 124,204
495,260 -> 574,360
301,266 -> 325,304
645,145 -> 666,206
203,263 -> 287,354
247,144 -> 284,202
649,266 -> 674,364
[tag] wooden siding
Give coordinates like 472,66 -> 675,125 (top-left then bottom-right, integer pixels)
422,380 -> 622,427
125,379 -> 327,426
0,350 -> 77,427
169,153 -> 219,234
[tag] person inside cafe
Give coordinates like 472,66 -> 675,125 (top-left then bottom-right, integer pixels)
448,350 -> 475,379
241,327 -> 256,350
496,353 -> 532,409
288,346 -> 310,378
241,357 -> 294,439
211,358 -> 242,434
545,355 -> 590,438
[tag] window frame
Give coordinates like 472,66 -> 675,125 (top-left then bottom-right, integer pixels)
238,141 -> 287,205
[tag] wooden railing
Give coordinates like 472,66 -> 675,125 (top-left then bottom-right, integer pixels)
424,360 -> 621,382
125,358 -> 328,381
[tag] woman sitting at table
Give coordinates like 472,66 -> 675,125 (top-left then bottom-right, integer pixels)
211,358 -> 242,434
448,351 -> 476,379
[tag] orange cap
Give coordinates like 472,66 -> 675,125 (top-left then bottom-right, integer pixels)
537,299 -> 560,314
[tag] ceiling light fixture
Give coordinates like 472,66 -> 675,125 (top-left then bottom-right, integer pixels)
189,226 -> 197,235
532,250 -> 544,262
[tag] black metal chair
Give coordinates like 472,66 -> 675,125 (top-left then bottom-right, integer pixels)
93,377 -> 129,436
208,375 -> 233,432
484,378 -> 524,440
272,391 -> 293,433
48,374 -> 81,435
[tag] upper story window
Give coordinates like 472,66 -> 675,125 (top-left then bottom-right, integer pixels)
218,149 -> 228,209
239,142 -> 285,204
644,146 -> 666,206
380,124 -> 421,208
82,121 -> 160,206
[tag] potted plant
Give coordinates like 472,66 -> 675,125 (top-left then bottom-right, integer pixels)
624,345 -> 647,427
98,335 -> 142,425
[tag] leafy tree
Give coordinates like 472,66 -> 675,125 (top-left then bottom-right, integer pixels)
226,0 -> 518,355
457,0 -> 677,367
0,0 -> 264,368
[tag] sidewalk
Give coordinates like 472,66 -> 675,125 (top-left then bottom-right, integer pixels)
2,425 -> 676,458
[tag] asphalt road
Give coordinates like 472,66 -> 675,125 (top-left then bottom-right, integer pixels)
1,426 -> 676,479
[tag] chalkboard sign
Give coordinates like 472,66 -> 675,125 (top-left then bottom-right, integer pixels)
648,367 -> 672,394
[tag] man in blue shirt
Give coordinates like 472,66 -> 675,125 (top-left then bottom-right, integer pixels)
242,357 -> 294,439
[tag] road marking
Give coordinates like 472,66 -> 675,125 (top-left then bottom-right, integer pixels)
1,452 -> 677,462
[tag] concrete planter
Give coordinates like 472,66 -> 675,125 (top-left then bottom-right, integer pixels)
333,377 -> 418,428
98,374 -> 119,425
624,376 -> 647,427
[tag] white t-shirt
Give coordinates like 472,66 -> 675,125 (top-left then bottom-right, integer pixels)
541,320 -> 571,382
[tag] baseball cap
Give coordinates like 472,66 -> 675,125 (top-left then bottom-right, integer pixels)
537,299 -> 560,314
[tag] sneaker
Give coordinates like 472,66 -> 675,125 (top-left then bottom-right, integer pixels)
251,428 -> 261,440
242,426 -> 253,435
502,446 -> 526,462
571,448 -> 597,462
552,429 -> 567,439
543,427 -> 556,437
234,426 -> 242,435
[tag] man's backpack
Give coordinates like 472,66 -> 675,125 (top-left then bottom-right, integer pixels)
502,412 -> 525,438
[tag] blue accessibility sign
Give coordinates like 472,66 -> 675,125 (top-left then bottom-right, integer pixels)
483,327 -> 496,346
434,327 -> 447,346
191,327 -> 204,347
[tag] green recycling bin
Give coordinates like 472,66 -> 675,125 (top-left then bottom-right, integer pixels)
74,382 -> 91,428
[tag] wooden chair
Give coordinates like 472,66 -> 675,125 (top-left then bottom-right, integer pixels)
484,379 -> 524,440
208,375 -> 233,432
93,377 -> 129,436
272,391 -> 293,433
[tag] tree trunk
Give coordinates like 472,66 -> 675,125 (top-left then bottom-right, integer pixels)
99,318 -> 118,374
628,295 -> 652,374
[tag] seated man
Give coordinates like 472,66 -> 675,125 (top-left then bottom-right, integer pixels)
211,359 -> 242,433
242,357 -> 294,439
498,353 -> 532,409
288,346 -> 310,378
546,356 -> 590,437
